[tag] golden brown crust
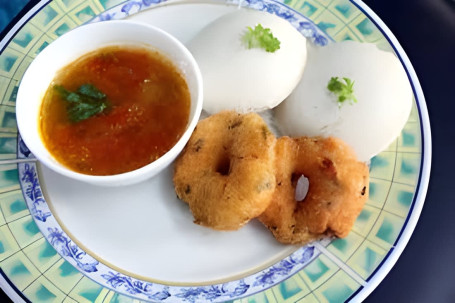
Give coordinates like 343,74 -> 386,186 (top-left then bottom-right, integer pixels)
259,136 -> 369,244
173,111 -> 277,230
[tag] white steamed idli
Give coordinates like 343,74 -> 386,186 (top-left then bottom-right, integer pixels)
275,41 -> 413,161
187,9 -> 307,114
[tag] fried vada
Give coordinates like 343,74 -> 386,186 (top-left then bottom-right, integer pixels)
259,136 -> 369,244
173,111 -> 277,230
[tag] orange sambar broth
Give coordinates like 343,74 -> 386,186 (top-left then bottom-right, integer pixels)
39,45 -> 190,175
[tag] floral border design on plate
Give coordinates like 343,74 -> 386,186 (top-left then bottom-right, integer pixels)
16,1 -> 332,301
91,0 -> 330,46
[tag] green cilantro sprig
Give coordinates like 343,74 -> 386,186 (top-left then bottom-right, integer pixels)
327,77 -> 358,107
53,84 -> 109,123
242,23 -> 281,53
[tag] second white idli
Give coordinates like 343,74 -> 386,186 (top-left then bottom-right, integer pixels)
276,41 -> 413,161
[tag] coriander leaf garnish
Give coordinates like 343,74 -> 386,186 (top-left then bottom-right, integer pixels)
53,84 -> 109,122
327,77 -> 358,107
77,83 -> 106,99
242,23 -> 281,53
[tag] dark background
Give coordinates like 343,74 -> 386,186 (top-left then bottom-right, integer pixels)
360,0 -> 455,302
1,0 -> 455,302
0,0 -> 31,35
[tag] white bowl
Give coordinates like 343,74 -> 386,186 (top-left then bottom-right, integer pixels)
16,20 -> 203,186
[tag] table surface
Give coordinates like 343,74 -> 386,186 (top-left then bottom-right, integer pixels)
357,0 -> 455,301
1,0 -> 454,302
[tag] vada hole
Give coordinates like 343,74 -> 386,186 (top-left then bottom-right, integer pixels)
293,173 -> 309,202
291,173 -> 301,186
216,155 -> 231,176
